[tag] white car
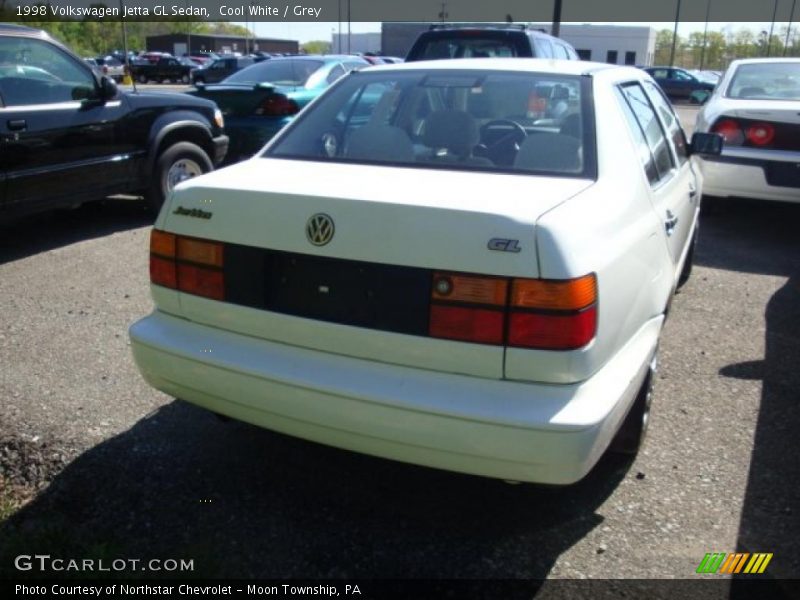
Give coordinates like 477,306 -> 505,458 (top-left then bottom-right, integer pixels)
695,58 -> 800,204
129,59 -> 721,485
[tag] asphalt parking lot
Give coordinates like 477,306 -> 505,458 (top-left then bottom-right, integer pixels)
0,105 -> 798,589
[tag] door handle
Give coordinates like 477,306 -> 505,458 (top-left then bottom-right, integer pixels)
7,119 -> 27,131
665,210 -> 679,236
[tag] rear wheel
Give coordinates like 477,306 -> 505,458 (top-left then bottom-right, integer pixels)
610,354 -> 656,456
147,142 -> 212,214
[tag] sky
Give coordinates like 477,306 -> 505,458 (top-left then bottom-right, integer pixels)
244,22 -> 791,44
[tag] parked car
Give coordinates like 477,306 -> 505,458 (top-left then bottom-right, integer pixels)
130,56 -> 194,84
191,56 -> 255,85
0,24 -> 229,220
694,58 -> 800,204
189,55 -> 369,163
94,56 -> 125,82
130,59 -> 722,485
406,24 -> 579,62
643,66 -> 716,101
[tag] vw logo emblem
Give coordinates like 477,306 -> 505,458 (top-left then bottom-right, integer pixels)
306,213 -> 335,246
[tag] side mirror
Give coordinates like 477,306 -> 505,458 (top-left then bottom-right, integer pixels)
99,75 -> 118,100
689,132 -> 723,156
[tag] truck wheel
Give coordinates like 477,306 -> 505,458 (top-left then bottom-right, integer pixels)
137,74 -> 147,84
181,74 -> 190,84
147,142 -> 212,214
610,354 -> 656,456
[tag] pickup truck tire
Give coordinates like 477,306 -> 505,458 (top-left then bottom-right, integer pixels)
147,142 -> 213,214
181,74 -> 190,84
610,354 -> 656,456
137,74 -> 148,84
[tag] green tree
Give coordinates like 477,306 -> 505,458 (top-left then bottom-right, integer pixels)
302,40 -> 331,55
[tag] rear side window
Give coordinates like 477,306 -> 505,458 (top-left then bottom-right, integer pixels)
618,83 -> 674,183
533,38 -> 554,58
642,80 -> 689,165
615,87 -> 659,184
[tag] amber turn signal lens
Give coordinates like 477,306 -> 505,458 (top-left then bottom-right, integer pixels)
511,274 -> 596,311
432,272 -> 508,306
150,229 -> 176,258
177,237 -> 224,268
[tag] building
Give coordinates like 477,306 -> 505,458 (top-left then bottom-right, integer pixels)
331,32 -> 381,55
381,23 -> 656,66
532,24 -> 656,66
146,34 -> 298,57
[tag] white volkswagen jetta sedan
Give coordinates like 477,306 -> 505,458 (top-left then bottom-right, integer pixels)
694,58 -> 800,203
130,60 -> 721,485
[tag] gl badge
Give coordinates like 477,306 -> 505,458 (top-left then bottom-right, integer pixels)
306,213 -> 335,246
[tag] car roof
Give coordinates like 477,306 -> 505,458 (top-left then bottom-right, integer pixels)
362,57 -> 624,77
727,57 -> 800,66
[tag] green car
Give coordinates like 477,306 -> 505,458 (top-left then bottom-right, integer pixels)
190,55 -> 370,163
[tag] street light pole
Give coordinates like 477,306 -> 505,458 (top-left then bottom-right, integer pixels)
552,0 -> 562,38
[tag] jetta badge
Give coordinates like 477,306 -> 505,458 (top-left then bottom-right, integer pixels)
306,213 -> 335,246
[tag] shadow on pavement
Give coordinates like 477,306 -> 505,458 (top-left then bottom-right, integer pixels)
0,198 -> 152,265
0,399 -> 631,580
697,198 -> 800,277
726,273 -> 800,595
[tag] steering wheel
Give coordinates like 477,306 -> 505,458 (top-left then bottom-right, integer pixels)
478,119 -> 527,165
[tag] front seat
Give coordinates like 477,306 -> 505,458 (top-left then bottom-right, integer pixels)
422,109 -> 493,166
513,133 -> 581,173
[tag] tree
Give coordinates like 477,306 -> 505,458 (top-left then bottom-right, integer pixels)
302,40 -> 331,55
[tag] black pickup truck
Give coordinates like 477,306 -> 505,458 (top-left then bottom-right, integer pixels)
0,24 -> 228,220
130,56 -> 194,84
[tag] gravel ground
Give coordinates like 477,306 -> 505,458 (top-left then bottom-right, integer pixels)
1,171 -> 798,586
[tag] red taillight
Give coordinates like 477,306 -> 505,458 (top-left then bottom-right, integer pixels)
508,307 -> 597,350
149,229 -> 224,301
744,122 -> 775,146
711,118 -> 744,145
429,305 -> 505,345
428,272 -> 597,350
255,94 -> 299,117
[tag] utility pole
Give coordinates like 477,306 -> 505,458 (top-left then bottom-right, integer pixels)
552,0 -> 562,38
767,0 -> 779,56
785,0 -> 797,56
700,0 -> 711,70
668,0 -> 682,67
438,2 -> 448,23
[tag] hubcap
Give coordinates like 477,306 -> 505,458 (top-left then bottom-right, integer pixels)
165,158 -> 203,192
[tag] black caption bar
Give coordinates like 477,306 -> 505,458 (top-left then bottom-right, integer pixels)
4,0 -> 800,22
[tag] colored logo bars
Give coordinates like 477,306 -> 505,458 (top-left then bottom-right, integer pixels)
696,553 -> 773,574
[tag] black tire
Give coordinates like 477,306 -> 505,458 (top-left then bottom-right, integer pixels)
147,142 -> 213,214
610,355 -> 656,456
193,76 -> 204,85
677,226 -> 698,288
137,74 -> 147,84
181,74 -> 190,84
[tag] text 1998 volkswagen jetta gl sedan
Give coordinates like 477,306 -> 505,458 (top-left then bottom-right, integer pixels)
130,60 -> 722,485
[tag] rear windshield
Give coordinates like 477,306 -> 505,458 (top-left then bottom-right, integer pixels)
265,69 -> 594,178
726,62 -> 800,100
225,59 -> 323,86
413,35 -> 521,60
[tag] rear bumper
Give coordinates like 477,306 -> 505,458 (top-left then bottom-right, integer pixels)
129,311 -> 662,485
223,116 -> 293,163
698,151 -> 800,203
